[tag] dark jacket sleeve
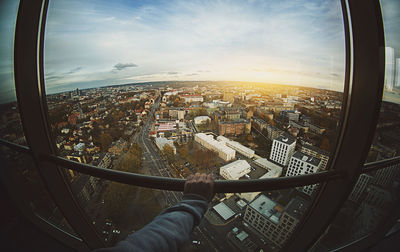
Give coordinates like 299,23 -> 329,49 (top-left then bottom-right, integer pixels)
93,194 -> 208,252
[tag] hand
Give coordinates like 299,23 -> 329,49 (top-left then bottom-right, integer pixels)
184,173 -> 215,202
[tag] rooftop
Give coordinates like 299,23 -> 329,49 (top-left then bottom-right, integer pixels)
275,135 -> 296,145
213,202 -> 236,221
292,151 -> 321,166
284,197 -> 310,219
301,143 -> 330,156
249,194 -> 282,224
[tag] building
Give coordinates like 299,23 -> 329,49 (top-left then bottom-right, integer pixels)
194,133 -> 235,161
223,108 -> 241,120
254,158 -> 283,178
157,122 -> 176,133
349,174 -> 374,203
155,137 -> 176,154
194,116 -> 211,125
373,164 -> 400,188
220,160 -> 251,180
168,107 -> 186,120
244,194 -> 309,248
270,135 -> 296,166
265,125 -> 283,141
252,118 -> 268,131
304,122 -> 325,135
395,58 -> 400,88
217,135 -> 255,158
212,202 -> 236,221
180,94 -> 203,103
219,119 -> 251,136
385,47 -> 395,91
289,120 -> 309,133
286,152 -> 321,195
299,144 -> 330,170
97,153 -> 112,169
281,111 -> 300,122
223,91 -> 235,103
108,139 -> 127,155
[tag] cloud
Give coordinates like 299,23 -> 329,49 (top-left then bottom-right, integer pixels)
65,66 -> 83,74
42,0 -> 347,93
113,63 -> 138,71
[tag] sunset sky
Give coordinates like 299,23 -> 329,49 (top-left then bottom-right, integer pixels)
43,0 -> 346,94
1,0 -> 399,103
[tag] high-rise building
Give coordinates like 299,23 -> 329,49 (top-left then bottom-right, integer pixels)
299,144 -> 330,170
384,47 -> 395,91
270,135 -> 296,166
286,151 -> 321,195
395,58 -> 400,88
244,194 -> 309,248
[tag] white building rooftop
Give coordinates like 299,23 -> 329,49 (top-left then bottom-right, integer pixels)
220,160 -> 251,180
213,202 -> 235,220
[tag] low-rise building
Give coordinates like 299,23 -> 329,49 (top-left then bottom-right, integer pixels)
254,158 -> 283,178
304,121 -> 325,134
219,119 -> 251,136
180,94 -> 204,103
195,133 -> 235,161
194,116 -> 211,125
220,160 -> 251,180
217,135 -> 255,158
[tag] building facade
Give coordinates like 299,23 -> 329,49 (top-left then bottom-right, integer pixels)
270,135 -> 296,166
286,151 -> 321,196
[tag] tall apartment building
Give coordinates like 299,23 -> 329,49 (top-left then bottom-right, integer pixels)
299,144 -> 330,170
244,194 -> 309,248
270,135 -> 296,166
385,47 -> 395,91
286,152 -> 321,195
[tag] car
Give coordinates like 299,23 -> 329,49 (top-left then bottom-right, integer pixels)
102,230 -> 109,235
192,240 -> 201,245
105,222 -> 112,226
112,229 -> 121,234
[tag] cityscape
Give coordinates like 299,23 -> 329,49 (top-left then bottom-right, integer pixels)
1,79 -> 399,251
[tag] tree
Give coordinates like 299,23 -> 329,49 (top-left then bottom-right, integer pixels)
178,145 -> 189,159
103,182 -> 136,221
162,144 -> 175,164
99,133 -> 112,151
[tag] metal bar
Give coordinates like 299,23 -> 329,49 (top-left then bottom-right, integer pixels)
14,0 -> 104,250
363,156 -> 400,173
42,154 -> 343,193
0,139 -> 31,153
284,0 -> 386,251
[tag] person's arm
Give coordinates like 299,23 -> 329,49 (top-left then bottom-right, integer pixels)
94,173 -> 214,252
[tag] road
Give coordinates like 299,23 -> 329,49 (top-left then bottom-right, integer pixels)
135,98 -> 183,206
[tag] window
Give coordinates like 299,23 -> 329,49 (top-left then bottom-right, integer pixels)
2,0 -> 398,251
0,0 -> 26,145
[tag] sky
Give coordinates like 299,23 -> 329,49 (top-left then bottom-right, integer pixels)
42,0 -> 346,94
1,0 -> 399,104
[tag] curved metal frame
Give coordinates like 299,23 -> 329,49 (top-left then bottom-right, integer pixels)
1,0 -> 396,251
